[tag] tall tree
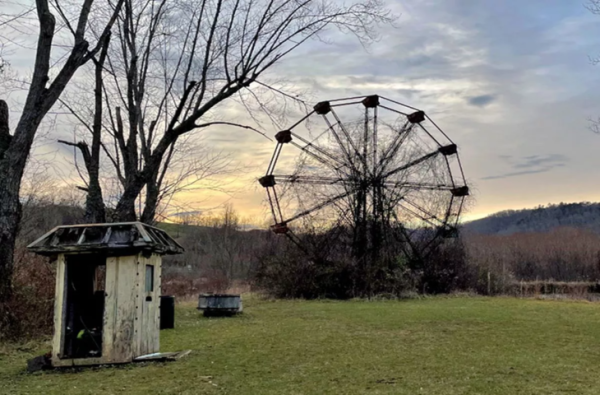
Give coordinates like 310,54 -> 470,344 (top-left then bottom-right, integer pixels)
59,35 -> 111,223
61,0 -> 393,223
0,0 -> 124,302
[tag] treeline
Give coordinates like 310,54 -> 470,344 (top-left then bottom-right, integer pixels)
465,227 -> 600,293
161,206 -> 275,296
165,213 -> 600,298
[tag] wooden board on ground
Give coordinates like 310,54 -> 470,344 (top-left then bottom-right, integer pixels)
133,350 -> 192,363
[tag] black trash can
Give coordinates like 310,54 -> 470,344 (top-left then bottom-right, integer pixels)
160,295 -> 175,330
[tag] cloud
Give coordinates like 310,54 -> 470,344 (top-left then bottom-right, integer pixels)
396,89 -> 420,99
481,154 -> 569,180
512,154 -> 569,169
468,94 -> 496,107
481,166 -> 564,180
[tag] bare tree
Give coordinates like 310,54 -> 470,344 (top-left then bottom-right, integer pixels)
0,0 -> 124,301
58,35 -> 111,222
59,0 -> 393,224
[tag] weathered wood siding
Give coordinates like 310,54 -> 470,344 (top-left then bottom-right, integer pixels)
51,254 -> 67,365
154,255 -> 162,352
135,253 -> 161,356
103,255 -> 138,363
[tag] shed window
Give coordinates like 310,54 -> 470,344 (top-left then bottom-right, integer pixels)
145,265 -> 154,293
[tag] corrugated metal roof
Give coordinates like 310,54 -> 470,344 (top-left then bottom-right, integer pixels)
27,222 -> 184,256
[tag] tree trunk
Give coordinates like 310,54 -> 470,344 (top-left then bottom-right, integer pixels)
84,36 -> 111,224
0,110 -> 45,302
112,176 -> 144,222
85,179 -> 106,223
0,180 -> 20,303
0,101 -> 11,160
141,174 -> 159,224
114,136 -> 175,223
0,102 -> 13,300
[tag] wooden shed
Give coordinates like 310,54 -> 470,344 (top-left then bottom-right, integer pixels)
27,222 -> 183,367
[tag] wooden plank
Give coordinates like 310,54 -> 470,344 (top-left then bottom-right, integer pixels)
112,255 -> 137,363
102,256 -> 118,362
138,254 -> 161,356
52,357 -> 107,368
51,254 -> 67,365
133,254 -> 144,357
133,350 -> 191,362
149,254 -> 160,355
141,283 -> 150,355
103,255 -> 138,363
153,255 -> 162,353
140,258 -> 149,356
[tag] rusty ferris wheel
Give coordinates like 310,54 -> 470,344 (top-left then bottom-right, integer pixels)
258,94 -> 469,259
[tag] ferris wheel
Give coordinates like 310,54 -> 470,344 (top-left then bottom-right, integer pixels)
258,94 -> 469,256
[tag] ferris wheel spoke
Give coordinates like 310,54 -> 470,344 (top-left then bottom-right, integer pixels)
401,198 -> 448,226
272,174 -> 357,186
291,142 -> 342,171
452,196 -> 466,227
280,189 -> 357,225
383,181 -> 455,191
321,114 -> 362,173
377,122 -> 414,174
396,203 -> 443,229
329,108 -> 362,161
381,150 -> 441,179
289,136 -> 349,173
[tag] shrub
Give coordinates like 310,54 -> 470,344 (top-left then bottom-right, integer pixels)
0,250 -> 55,341
412,238 -> 475,294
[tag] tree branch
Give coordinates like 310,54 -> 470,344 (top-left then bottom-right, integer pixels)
193,121 -> 272,141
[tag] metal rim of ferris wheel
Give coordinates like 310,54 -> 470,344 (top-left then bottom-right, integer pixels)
258,94 -> 469,247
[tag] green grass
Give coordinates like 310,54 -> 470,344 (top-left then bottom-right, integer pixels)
2,296 -> 600,394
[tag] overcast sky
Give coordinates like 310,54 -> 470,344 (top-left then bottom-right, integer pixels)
194,0 -> 600,221
4,0 -> 600,222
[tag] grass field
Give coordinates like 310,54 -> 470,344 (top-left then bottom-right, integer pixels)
2,296 -> 600,394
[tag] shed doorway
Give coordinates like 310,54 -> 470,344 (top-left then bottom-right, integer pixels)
62,255 -> 106,359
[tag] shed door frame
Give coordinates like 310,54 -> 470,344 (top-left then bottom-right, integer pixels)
54,254 -> 106,360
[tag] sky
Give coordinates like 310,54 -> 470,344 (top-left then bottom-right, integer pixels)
3,0 -> 600,224
196,0 -> 600,222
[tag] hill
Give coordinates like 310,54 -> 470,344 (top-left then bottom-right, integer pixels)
463,202 -> 600,235
22,201 -> 600,239
158,202 -> 600,239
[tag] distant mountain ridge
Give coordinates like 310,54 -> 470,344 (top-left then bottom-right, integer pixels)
462,202 -> 600,235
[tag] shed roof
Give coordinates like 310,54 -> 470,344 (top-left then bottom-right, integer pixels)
27,222 -> 184,256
